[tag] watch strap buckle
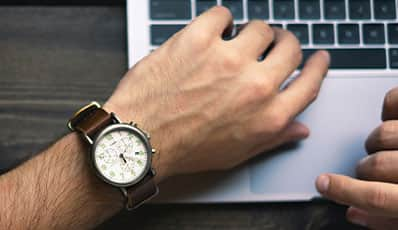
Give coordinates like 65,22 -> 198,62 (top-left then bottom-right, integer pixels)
68,101 -> 101,131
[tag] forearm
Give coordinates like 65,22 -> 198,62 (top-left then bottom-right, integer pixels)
0,133 -> 124,229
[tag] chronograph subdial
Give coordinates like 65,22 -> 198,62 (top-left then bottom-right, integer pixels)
97,148 -> 118,164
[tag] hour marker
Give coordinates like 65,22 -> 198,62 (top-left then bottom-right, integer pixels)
137,160 -> 143,166
101,164 -> 107,170
105,135 -> 113,141
110,171 -> 115,177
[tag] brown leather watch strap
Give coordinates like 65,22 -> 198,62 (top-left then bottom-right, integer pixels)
69,106 -> 113,141
125,171 -> 158,210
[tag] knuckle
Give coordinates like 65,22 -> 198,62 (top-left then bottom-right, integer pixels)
285,30 -> 301,47
186,30 -> 214,50
286,30 -> 302,51
236,82 -> 273,120
219,48 -> 245,71
246,78 -> 274,99
367,187 -> 388,210
278,30 -> 303,67
249,20 -> 274,40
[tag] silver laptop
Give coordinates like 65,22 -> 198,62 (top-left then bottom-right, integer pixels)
127,0 -> 398,203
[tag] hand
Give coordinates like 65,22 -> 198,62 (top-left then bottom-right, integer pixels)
316,87 -> 398,229
104,6 -> 330,183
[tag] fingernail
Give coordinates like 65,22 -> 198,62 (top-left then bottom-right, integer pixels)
320,50 -> 331,64
316,174 -> 330,193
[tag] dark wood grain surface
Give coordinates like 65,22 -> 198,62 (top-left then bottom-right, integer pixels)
0,6 -> 365,230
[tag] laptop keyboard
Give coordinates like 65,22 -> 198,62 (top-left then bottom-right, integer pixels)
149,0 -> 398,70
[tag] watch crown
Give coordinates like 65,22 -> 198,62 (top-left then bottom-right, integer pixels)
146,133 -> 151,139
152,149 -> 156,154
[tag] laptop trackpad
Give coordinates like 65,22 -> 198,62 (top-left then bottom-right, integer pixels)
249,77 -> 398,197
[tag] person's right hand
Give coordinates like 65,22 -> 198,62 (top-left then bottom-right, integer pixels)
104,6 -> 330,183
315,87 -> 398,229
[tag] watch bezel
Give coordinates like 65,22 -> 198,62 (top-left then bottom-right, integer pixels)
91,123 -> 153,188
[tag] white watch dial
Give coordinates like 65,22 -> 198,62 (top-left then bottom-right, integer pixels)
94,129 -> 149,185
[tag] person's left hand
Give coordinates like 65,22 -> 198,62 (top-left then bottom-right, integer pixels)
316,87 -> 398,230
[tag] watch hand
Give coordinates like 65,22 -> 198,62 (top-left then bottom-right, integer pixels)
119,154 -> 127,164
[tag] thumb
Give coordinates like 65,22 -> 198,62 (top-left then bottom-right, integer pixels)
278,121 -> 310,143
250,121 -> 310,156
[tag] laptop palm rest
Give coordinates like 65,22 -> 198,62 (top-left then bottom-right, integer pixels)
153,77 -> 398,203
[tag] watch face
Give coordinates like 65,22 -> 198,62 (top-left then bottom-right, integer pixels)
92,124 -> 151,186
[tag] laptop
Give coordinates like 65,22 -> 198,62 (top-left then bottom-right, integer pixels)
127,0 -> 398,203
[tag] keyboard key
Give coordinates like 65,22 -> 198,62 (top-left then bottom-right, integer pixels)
312,24 -> 335,44
196,0 -> 216,16
150,0 -> 191,20
299,0 -> 320,19
348,0 -> 370,19
390,49 -> 398,69
363,24 -> 385,44
151,25 -> 185,45
287,24 -> 309,44
388,24 -> 398,44
248,0 -> 269,19
302,49 -> 386,69
324,0 -> 346,20
338,24 -> 359,44
374,0 -> 396,20
273,0 -> 295,20
223,0 -> 243,19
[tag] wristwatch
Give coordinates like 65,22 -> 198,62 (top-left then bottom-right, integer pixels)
67,101 -> 159,210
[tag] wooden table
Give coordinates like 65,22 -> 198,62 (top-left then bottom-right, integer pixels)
0,6 -> 365,230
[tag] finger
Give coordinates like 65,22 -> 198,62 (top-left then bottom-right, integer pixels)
189,6 -> 233,37
316,174 -> 398,216
230,20 -> 275,58
260,28 -> 303,86
249,121 -> 309,156
382,87 -> 398,121
346,206 -> 398,230
356,151 -> 398,183
365,121 -> 398,153
272,50 -> 330,120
